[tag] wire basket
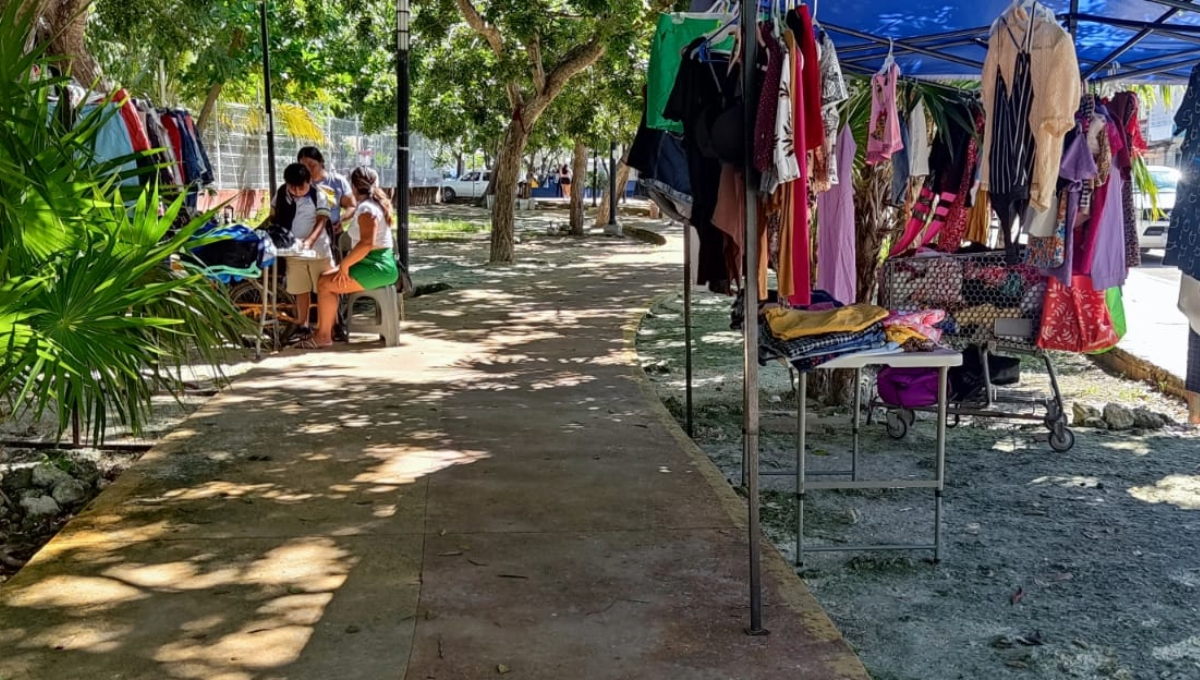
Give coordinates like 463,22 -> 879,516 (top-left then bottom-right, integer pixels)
879,251 -> 1047,351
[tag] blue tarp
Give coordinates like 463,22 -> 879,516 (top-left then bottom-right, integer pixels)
819,0 -> 1200,82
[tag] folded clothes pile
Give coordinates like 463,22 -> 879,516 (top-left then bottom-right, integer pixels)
758,292 -> 894,371
884,309 -> 948,352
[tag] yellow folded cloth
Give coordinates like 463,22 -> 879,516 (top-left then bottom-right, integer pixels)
764,304 -> 889,340
885,325 -> 930,345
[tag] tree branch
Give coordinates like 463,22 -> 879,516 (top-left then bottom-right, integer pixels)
454,0 -> 504,57
527,36 -> 546,93
454,0 -> 523,108
542,35 -> 606,102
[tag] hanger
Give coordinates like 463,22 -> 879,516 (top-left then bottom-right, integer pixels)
879,38 -> 895,75
691,9 -> 739,59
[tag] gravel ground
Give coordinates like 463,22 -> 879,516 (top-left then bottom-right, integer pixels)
638,289 -> 1200,680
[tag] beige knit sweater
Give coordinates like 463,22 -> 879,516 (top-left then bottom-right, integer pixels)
979,6 -> 1081,212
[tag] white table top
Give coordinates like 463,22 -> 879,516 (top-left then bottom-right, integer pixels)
819,347 -> 963,370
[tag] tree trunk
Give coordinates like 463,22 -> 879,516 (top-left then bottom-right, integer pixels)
28,0 -> 101,86
195,83 -> 224,133
569,139 -> 587,236
595,148 -> 631,227
489,121 -> 531,264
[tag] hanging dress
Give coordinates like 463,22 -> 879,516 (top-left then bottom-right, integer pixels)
866,63 -> 903,165
988,17 -> 1036,261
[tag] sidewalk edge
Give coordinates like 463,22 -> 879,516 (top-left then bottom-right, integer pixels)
623,291 -> 870,680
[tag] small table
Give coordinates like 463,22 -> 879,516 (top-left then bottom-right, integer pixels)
791,348 -> 962,565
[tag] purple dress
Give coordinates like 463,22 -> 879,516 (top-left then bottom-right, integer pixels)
1089,171 -> 1129,290
816,125 -> 858,305
1044,128 -> 1097,286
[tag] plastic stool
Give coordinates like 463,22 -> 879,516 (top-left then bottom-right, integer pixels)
345,286 -> 403,347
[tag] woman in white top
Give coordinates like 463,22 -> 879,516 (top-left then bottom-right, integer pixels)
309,166 -> 399,348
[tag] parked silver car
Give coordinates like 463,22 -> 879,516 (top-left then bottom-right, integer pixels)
1133,165 -> 1179,254
441,170 -> 491,201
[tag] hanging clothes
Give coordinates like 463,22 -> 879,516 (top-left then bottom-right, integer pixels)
816,125 -> 857,305
965,191 -> 992,244
984,15 -> 1036,259
664,36 -> 740,294
1110,91 -> 1142,268
646,13 -> 733,133
1088,172 -> 1129,291
890,111 -> 912,207
783,20 -> 812,306
867,63 -> 903,165
794,6 -> 824,153
753,26 -> 784,181
980,3 -> 1080,215
1045,127 -> 1098,287
932,108 -> 983,252
908,100 -> 931,178
817,30 -> 849,190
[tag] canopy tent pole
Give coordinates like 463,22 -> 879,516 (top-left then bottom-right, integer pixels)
684,224 -> 694,438
258,0 -> 278,357
1084,7 -> 1182,78
741,0 -> 767,638
396,0 -> 411,269
821,23 -> 986,70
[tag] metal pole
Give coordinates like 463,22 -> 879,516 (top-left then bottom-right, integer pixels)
684,224 -> 694,438
606,141 -> 620,235
260,1 -> 277,193
259,0 -> 279,350
592,152 -> 598,208
396,0 -> 411,268
1083,7 -> 1180,78
741,0 -> 766,638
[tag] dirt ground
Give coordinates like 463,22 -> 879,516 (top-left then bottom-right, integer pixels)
637,289 -> 1200,680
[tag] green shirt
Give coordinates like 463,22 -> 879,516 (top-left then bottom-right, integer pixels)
646,13 -> 732,133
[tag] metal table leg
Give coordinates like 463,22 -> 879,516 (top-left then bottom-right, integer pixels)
934,365 -> 949,563
796,371 -> 807,567
852,367 -> 862,481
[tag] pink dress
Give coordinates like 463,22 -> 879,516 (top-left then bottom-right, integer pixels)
867,63 -> 903,165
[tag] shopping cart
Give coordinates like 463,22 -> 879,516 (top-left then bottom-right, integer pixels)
873,250 -> 1075,452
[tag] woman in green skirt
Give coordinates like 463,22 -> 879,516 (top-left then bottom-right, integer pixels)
309,166 -> 399,348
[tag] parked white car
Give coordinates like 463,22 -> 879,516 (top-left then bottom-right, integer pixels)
441,170 -> 490,201
1133,165 -> 1179,254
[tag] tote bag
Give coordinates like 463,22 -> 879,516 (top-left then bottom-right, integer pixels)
1037,275 -> 1120,353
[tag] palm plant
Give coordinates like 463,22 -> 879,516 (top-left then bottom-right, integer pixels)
0,3 -> 252,444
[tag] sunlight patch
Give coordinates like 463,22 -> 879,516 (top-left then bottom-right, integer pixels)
1129,475 -> 1200,510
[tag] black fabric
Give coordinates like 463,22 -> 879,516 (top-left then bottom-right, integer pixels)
1189,328 -> 1200,393
1166,63 -> 1200,282
988,26 -> 1036,263
664,39 -> 737,294
188,239 -> 260,271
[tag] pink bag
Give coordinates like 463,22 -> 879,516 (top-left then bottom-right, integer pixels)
876,367 -> 939,409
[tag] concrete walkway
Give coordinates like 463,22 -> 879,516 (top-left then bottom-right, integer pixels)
0,235 -> 866,679
1121,256 -> 1187,381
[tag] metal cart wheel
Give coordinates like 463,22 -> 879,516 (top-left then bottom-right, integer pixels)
902,409 -> 916,426
1049,427 -> 1076,453
885,410 -> 909,439
947,413 -> 961,428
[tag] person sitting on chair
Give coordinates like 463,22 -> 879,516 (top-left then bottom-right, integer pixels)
306,166 -> 399,349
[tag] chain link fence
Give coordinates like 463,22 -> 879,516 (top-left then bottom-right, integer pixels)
202,102 -> 444,191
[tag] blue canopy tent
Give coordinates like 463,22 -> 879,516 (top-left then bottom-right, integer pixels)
817,0 -> 1200,82
729,0 -> 1200,638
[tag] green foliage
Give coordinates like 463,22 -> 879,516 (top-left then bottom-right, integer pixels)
88,0 -> 397,127
1,5 -> 251,443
